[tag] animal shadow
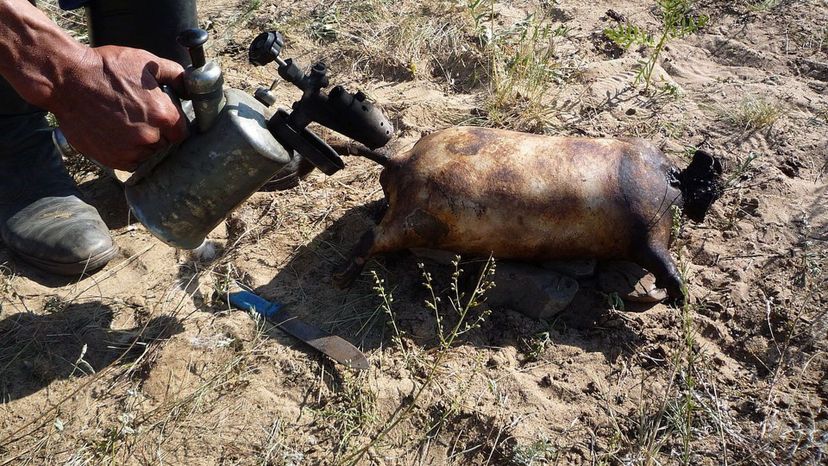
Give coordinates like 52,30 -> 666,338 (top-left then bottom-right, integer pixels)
253,200 -> 646,366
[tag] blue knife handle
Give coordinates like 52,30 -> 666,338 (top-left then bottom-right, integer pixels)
229,291 -> 282,319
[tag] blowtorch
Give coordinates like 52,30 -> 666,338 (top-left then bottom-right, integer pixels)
53,28 -> 394,249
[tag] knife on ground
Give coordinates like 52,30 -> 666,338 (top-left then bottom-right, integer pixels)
228,290 -> 369,371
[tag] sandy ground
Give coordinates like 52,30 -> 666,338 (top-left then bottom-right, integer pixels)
1,0 -> 827,464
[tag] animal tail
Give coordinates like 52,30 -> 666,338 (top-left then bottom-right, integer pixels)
676,150 -> 724,223
328,141 -> 393,167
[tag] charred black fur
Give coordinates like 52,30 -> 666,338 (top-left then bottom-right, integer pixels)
676,150 -> 723,222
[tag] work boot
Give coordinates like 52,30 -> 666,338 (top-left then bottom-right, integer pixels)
0,112 -> 118,275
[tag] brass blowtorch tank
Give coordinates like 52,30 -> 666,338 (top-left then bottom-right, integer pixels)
124,29 -> 293,249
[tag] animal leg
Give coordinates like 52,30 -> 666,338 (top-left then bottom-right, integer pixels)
633,244 -> 686,305
334,209 -> 435,289
334,229 -> 377,289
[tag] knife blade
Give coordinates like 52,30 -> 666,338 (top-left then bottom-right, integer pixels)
228,291 -> 369,370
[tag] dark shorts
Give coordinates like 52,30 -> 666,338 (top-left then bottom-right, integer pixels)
58,0 -> 87,10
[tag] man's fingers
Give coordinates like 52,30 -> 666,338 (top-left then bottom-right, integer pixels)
150,56 -> 189,144
160,110 -> 189,144
152,56 -> 186,95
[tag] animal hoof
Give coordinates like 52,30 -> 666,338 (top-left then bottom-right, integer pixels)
598,262 -> 668,304
332,264 -> 358,289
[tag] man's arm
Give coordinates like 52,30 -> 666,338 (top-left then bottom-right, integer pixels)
0,0 -> 188,170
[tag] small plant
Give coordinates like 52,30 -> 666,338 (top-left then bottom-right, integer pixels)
795,234 -> 823,288
674,282 -> 699,465
43,296 -> 67,314
814,106 -> 828,126
467,0 -> 494,43
69,343 -> 96,377
318,372 -> 377,456
724,151 -> 761,189
718,151 -> 762,230
604,291 -> 626,311
655,81 -> 683,100
211,263 -> 236,305
257,418 -> 304,465
749,0 -> 783,12
524,330 -> 554,361
721,96 -> 784,132
603,23 -> 653,51
371,271 -> 404,350
604,1 -> 708,92
510,434 -> 558,465
240,0 -> 261,17
308,4 -> 340,42
671,204 -> 684,243
484,13 -> 570,132
0,264 -> 14,315
343,256 -> 496,465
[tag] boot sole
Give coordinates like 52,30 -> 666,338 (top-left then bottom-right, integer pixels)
14,243 -> 120,276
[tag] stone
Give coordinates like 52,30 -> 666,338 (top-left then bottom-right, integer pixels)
797,57 -> 828,82
486,262 -> 579,320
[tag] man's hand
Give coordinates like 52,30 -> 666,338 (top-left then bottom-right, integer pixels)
49,47 -> 189,171
0,0 -> 189,171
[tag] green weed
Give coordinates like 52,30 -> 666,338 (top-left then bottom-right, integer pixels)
0,264 -> 14,315
466,0 -> 494,43
604,1 -> 708,92
510,434 -> 558,465
524,330 -> 554,361
604,23 -> 654,51
482,13 -> 571,132
308,3 -> 340,42
724,151 -> 761,189
343,256 -> 496,465
604,292 -> 626,311
721,97 -> 784,132
749,0 -> 783,12
675,282 -> 699,465
317,372 -> 377,456
671,204 -> 684,243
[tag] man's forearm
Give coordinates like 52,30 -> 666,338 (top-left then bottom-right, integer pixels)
0,0 -> 87,109
0,0 -> 188,170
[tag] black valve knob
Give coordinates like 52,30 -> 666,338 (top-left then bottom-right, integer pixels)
249,31 -> 285,66
178,28 -> 209,68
